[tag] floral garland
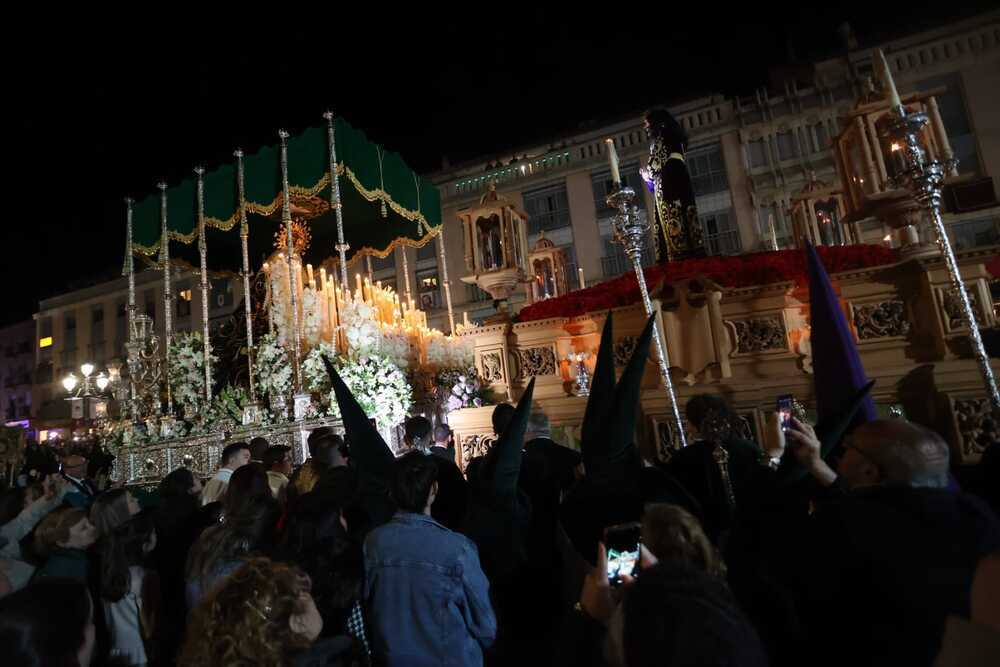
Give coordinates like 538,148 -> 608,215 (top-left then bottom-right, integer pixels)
255,332 -> 293,403
167,332 -> 218,418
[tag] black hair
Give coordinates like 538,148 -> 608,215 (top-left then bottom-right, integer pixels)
263,445 -> 292,470
307,428 -> 344,465
223,464 -> 272,518
220,442 -> 250,467
621,564 -> 767,667
685,394 -> 733,433
391,452 -> 439,513
98,512 -> 156,601
249,437 -> 270,462
405,416 -> 433,447
492,403 -> 516,436
0,577 -> 93,667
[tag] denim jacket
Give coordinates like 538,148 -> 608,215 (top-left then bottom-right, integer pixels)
363,512 -> 497,666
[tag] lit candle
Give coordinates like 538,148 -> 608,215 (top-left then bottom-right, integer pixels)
463,311 -> 469,327
319,267 -> 327,288
356,273 -> 363,295
605,138 -> 621,185
578,267 -> 586,290
309,279 -> 316,290
768,214 -> 779,251
306,263 -> 314,285
874,48 -> 902,111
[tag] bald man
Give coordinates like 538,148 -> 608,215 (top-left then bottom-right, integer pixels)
784,417 -> 951,491
783,419 -> 1000,666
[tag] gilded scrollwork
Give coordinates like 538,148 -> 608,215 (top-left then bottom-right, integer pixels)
614,336 -> 638,368
941,287 -> 983,331
460,433 -> 496,472
852,300 -> 911,340
514,346 -> 556,379
726,316 -> 788,354
481,352 -> 504,383
953,398 -> 997,461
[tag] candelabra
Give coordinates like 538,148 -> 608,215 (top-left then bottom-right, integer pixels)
887,105 -> 1000,410
567,351 -> 591,397
607,184 -> 688,448
62,362 -> 118,434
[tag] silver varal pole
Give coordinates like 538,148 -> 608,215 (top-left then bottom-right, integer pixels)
888,105 -> 1000,409
607,185 -> 687,447
279,130 -> 302,392
235,149 -> 257,405
124,198 -> 138,415
436,226 -> 456,334
401,246 -> 413,305
195,167 -> 213,404
366,254 -> 374,285
158,183 -> 173,414
323,111 -> 350,288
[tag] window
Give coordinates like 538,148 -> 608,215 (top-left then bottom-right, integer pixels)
177,286 -> 192,318
759,203 -> 793,249
64,314 -> 76,351
371,254 -> 395,272
747,139 -> 769,168
91,306 -> 105,344
417,270 -> 440,310
592,161 -> 646,217
465,283 -> 492,303
601,235 -> 655,277
700,210 -> 742,256
416,242 -> 438,262
210,279 -> 234,311
687,144 -> 729,196
775,131 -> 799,161
812,122 -> 830,152
916,73 -> 979,174
524,183 -> 571,235
144,290 -> 156,318
949,217 -> 1000,250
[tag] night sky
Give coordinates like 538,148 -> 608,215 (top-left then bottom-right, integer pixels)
5,4 -> 993,327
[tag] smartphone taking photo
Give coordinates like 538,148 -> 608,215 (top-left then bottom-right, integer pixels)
605,522 -> 641,584
776,394 -> 794,432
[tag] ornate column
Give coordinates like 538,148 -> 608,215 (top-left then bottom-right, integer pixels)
323,112 -> 350,288
158,183 -> 173,415
235,149 -> 259,413
279,130 -> 302,394
194,167 -> 213,404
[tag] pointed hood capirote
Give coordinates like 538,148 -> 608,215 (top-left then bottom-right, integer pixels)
580,312 -> 616,472
805,241 -> 876,431
322,355 -> 394,480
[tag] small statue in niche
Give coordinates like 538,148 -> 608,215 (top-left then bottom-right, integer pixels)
477,215 -> 503,271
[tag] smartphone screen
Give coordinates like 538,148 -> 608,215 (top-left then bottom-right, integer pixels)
605,522 -> 641,583
777,394 -> 794,431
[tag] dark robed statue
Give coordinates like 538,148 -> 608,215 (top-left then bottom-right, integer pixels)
641,107 -> 705,263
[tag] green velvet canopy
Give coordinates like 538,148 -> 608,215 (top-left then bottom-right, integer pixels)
130,118 -> 441,274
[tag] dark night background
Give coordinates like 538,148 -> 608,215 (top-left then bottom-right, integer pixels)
4,3 -> 994,327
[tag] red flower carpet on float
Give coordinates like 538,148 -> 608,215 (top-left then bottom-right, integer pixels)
517,245 -> 901,322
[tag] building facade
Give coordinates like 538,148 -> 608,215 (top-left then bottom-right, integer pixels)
392,12 -> 999,331
32,267 -> 244,437
0,320 -> 36,433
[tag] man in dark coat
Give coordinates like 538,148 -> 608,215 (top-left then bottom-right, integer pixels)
784,418 -> 1000,666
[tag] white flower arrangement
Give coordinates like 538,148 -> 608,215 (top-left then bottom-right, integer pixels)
167,332 -> 218,418
255,332 -> 293,404
339,300 -> 383,360
380,326 -> 413,370
268,258 -> 299,347
426,332 -> 475,371
301,341 -> 338,396
325,353 -> 412,429
301,287 -> 323,346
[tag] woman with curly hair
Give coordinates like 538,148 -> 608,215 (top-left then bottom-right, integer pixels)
179,557 -> 353,667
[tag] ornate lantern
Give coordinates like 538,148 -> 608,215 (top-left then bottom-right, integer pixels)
789,171 -> 858,247
524,232 -> 568,304
834,63 -> 958,254
459,183 -> 530,322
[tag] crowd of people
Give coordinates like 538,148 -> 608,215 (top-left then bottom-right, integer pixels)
0,322 -> 998,666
